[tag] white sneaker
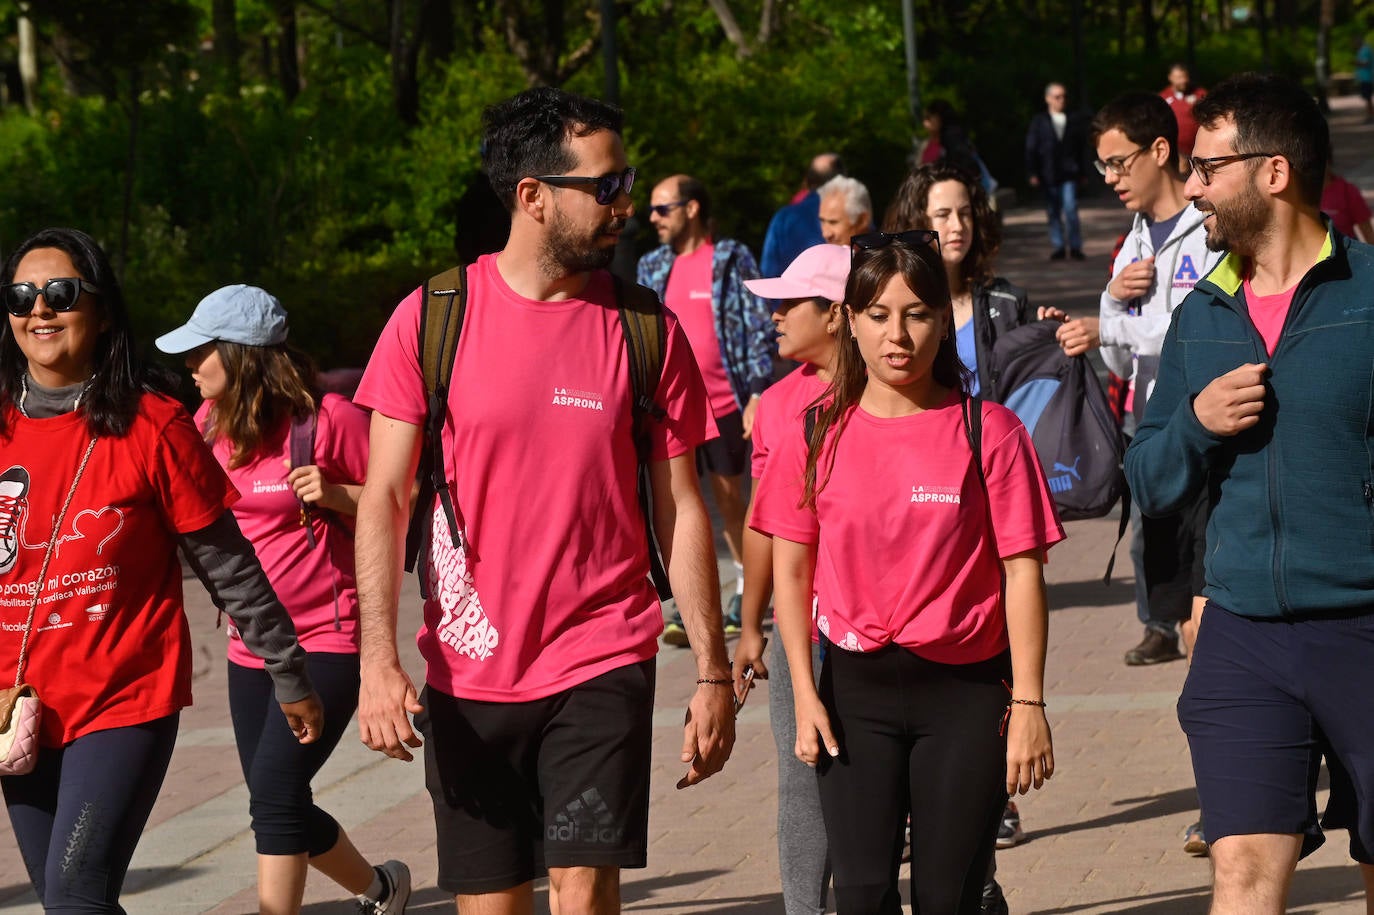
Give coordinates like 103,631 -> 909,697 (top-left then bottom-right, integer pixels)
357,860 -> 411,914
0,466 -> 30,574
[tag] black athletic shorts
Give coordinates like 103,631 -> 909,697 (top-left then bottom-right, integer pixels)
416,659 -> 656,894
1179,603 -> 1374,862
697,408 -> 749,477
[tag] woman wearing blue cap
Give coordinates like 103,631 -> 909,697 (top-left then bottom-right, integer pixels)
0,227 -> 323,912
158,286 -> 409,914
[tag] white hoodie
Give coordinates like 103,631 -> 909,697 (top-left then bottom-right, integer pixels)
1099,204 -> 1221,414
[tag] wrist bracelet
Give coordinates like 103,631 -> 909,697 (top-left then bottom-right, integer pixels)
999,698 -> 1047,736
696,677 -> 732,686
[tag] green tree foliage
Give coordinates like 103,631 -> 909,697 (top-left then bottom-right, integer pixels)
0,0 -> 1349,367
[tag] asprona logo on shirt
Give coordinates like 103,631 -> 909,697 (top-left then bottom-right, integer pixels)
428,508 -> 500,661
551,387 -> 604,411
252,479 -> 291,494
910,484 -> 961,505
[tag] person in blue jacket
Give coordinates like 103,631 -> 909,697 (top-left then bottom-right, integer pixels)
1125,72 -> 1374,915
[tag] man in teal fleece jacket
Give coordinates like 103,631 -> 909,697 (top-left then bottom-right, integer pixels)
1125,73 -> 1374,914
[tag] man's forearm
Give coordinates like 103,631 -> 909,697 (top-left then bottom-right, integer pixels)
355,483 -> 409,667
665,496 -> 730,678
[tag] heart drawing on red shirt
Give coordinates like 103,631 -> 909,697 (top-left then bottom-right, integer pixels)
64,506 -> 127,557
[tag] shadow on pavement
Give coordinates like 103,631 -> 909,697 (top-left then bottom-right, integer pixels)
1047,576 -> 1134,611
1029,787 -> 1199,840
1030,862 -> 1367,914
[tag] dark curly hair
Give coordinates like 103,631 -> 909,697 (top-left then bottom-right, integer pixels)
882,162 -> 1001,289
0,227 -> 174,439
482,87 -> 624,211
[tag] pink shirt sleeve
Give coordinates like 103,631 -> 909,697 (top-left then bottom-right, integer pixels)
1347,180 -> 1372,225
979,403 -> 1066,558
749,410 -> 817,544
315,394 -> 371,485
354,287 -> 427,425
648,312 -> 717,461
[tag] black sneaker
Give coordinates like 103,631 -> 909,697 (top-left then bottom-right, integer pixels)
1123,628 -> 1184,666
981,879 -> 1010,915
1069,248 -> 1086,261
1049,249 -> 1067,261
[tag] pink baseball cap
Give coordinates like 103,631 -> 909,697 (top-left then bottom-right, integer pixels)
744,244 -> 849,303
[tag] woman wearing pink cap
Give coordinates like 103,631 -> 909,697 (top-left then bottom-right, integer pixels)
752,232 -> 1063,914
735,243 -> 849,915
158,287 -> 410,914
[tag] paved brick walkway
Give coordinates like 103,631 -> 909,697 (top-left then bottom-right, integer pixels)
1,95 -> 1372,915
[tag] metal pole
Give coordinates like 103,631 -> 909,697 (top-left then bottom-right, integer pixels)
601,0 -> 619,107
902,0 -> 920,131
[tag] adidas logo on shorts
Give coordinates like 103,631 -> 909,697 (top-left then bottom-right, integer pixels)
547,788 -> 624,845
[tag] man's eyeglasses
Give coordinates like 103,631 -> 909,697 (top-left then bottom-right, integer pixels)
1094,145 -> 1150,177
2,278 -> 102,317
534,166 -> 636,205
849,229 -> 941,263
1188,152 -> 1277,187
648,201 -> 687,218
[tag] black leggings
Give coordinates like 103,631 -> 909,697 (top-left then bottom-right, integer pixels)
2,712 -> 180,913
227,652 -> 360,856
817,644 -> 1009,915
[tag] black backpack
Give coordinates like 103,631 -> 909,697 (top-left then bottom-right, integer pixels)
401,265 -> 673,599
987,320 -> 1124,521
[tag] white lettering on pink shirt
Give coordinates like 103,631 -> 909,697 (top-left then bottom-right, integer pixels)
428,508 -> 499,661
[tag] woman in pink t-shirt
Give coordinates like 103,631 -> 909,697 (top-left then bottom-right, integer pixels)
158,287 -> 410,915
752,233 -> 1063,914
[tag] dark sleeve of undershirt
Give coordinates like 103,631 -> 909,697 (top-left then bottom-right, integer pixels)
178,512 -> 314,704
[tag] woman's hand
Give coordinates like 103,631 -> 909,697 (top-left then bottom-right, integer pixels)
286,462 -> 344,513
1005,704 -> 1054,795
793,691 -> 839,767
280,692 -> 325,745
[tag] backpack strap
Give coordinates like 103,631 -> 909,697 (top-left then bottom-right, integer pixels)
404,265 -> 467,576
961,393 -> 1001,562
288,411 -> 318,548
614,275 -> 672,601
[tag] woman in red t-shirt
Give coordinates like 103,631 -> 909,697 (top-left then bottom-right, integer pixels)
0,228 -> 322,912
157,287 -> 409,914
752,232 -> 1063,913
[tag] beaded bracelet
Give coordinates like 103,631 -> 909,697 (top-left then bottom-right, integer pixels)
696,677 -> 732,685
999,698 -> 1047,736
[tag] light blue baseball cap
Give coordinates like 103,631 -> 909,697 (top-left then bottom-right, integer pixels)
155,284 -> 288,354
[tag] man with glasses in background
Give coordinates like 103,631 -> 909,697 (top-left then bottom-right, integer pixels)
353,87 -> 735,915
638,175 -> 775,646
1048,89 -> 1222,859
1025,81 -> 1088,260
1128,73 -> 1374,914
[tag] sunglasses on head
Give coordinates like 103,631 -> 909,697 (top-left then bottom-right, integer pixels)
849,229 -> 941,263
3,278 -> 102,317
534,166 -> 637,206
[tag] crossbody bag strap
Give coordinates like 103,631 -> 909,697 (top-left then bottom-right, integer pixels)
14,437 -> 97,687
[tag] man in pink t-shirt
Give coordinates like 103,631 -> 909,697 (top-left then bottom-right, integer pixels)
353,87 -> 735,915
636,175 -> 774,642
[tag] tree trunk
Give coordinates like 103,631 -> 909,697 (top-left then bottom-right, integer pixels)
119,68 -> 141,274
275,0 -> 300,101
423,0 -> 454,62
706,0 -> 750,57
213,0 -> 241,93
1141,0 -> 1158,57
17,13 -> 37,113
389,0 -> 421,125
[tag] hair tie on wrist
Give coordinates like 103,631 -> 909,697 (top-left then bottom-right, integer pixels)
696,677 -> 732,685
